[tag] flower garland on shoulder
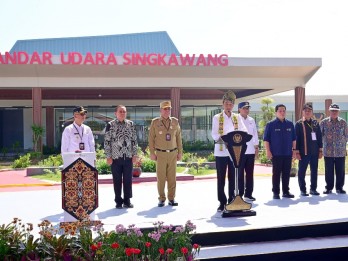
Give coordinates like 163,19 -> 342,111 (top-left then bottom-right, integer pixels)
218,112 -> 239,151
218,113 -> 224,151
232,114 -> 238,130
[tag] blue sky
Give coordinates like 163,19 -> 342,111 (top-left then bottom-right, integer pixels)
1,0 -> 347,95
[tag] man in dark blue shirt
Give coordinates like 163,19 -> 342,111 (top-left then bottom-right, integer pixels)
263,104 -> 296,199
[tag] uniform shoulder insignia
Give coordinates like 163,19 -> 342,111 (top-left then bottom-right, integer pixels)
170,117 -> 178,121
152,117 -> 160,122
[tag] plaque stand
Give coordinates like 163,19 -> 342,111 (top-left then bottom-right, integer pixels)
220,131 -> 256,218
61,152 -> 98,222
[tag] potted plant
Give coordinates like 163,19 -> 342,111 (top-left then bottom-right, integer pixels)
132,157 -> 143,177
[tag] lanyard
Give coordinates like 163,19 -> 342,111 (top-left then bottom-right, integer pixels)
161,118 -> 171,131
73,124 -> 84,141
305,121 -> 314,132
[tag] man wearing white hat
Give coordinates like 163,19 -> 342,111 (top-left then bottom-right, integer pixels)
320,103 -> 347,194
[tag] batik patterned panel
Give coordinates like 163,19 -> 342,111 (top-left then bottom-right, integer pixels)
62,158 -> 98,220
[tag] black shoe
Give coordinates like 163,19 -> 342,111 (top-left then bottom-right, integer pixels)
244,195 -> 256,201
323,189 -> 332,194
123,203 -> 134,208
310,190 -> 320,196
282,193 -> 295,198
300,191 -> 309,196
116,203 -> 123,209
217,204 -> 225,212
273,194 -> 280,199
168,200 -> 178,206
336,189 -> 346,194
158,200 -> 165,207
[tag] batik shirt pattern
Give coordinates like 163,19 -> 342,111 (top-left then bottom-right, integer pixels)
320,117 -> 348,157
104,119 -> 138,159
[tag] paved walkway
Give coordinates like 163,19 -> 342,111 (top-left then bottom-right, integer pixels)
1,166 -> 348,259
0,164 -> 273,190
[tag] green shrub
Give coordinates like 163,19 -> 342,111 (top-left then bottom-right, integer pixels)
181,152 -> 197,163
183,140 -> 214,151
29,151 -> 43,164
207,152 -> 215,162
96,159 -> 111,174
38,154 -> 63,167
12,153 -> 31,168
141,158 -> 156,172
259,149 -> 272,165
95,144 -> 106,160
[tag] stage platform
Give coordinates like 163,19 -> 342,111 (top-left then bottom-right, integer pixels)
0,174 -> 348,259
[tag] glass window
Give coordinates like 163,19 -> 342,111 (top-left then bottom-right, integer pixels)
54,105 -> 223,148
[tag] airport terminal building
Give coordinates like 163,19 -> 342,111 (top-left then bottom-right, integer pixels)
0,31 -> 324,151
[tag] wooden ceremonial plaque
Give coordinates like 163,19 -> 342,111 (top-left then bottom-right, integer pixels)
61,158 -> 99,220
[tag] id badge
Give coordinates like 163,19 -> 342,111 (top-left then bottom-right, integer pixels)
166,133 -> 171,141
311,132 -> 317,141
79,142 -> 85,150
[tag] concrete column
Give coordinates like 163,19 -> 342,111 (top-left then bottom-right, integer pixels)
170,87 -> 181,122
295,86 -> 305,121
46,106 -> 54,148
32,87 -> 42,151
325,99 -> 332,117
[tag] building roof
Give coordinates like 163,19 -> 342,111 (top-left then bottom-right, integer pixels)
0,31 -> 322,107
10,31 -> 180,55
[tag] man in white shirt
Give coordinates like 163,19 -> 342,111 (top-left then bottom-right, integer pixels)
211,90 -> 247,212
238,102 -> 259,201
61,106 -> 95,153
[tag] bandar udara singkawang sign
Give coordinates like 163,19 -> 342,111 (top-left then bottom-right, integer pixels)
0,51 -> 229,66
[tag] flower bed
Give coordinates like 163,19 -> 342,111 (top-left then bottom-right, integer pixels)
0,218 -> 200,260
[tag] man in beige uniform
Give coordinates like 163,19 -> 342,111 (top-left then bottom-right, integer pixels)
148,101 -> 183,207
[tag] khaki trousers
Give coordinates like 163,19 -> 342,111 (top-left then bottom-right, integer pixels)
156,151 -> 177,201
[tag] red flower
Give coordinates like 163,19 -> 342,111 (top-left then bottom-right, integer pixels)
145,242 -> 152,248
125,248 -> 133,256
133,248 -> 141,255
159,248 -> 165,255
90,244 -> 99,251
111,242 -> 120,249
181,247 -> 189,254
166,248 -> 173,254
193,243 -> 200,249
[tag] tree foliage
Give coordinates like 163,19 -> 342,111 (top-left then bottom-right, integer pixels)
31,124 -> 45,152
258,97 -> 275,142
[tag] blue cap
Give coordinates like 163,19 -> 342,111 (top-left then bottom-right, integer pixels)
238,101 -> 251,109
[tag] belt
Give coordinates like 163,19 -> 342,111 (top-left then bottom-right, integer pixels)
156,148 -> 177,152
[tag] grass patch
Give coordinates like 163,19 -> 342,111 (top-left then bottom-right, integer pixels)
188,168 -> 216,176
33,171 -> 61,182
176,166 -> 186,173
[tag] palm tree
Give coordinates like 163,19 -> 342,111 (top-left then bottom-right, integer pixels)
258,97 -> 275,140
31,124 -> 45,152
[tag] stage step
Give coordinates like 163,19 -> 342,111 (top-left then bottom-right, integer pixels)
192,221 -> 348,246
196,236 -> 348,260
193,222 -> 348,260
